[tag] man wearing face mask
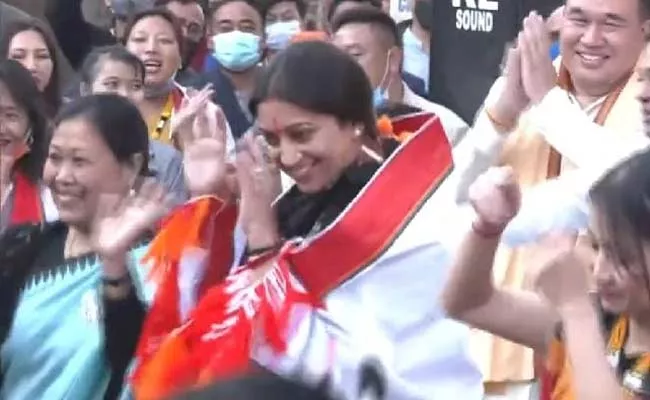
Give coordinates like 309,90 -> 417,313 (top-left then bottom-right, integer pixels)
332,6 -> 468,146
397,0 -> 431,89
263,0 -> 305,58
327,0 -> 427,98
208,0 -> 264,122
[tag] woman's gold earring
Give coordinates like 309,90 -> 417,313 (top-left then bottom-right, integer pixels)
354,127 -> 363,137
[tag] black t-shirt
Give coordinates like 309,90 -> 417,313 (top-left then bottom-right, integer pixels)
428,0 -> 563,124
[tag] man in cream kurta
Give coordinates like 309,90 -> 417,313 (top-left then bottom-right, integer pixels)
472,3 -> 649,398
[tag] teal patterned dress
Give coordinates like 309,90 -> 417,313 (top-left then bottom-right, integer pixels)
0,222 -> 152,399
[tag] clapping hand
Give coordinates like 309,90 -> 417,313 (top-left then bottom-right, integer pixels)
533,234 -> 593,312
236,132 -> 282,250
492,42 -> 529,126
468,166 -> 522,234
519,11 -> 557,103
170,84 -> 215,149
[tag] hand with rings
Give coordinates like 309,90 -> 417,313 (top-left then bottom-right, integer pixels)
236,132 -> 282,250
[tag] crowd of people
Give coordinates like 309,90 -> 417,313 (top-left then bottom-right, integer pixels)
0,0 -> 649,399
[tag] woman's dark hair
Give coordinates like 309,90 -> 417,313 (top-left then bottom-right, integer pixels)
376,102 -> 423,119
0,60 -> 50,183
79,44 -> 146,88
250,41 -> 377,138
589,149 -> 650,295
122,7 -> 185,57
53,94 -> 150,176
0,19 -> 61,117
173,371 -> 339,400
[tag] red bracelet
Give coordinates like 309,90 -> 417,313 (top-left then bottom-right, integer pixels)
471,219 -> 505,239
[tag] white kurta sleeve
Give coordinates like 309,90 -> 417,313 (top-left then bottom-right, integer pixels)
450,78 -> 515,203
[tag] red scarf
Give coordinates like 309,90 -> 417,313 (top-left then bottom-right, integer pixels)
131,112 -> 453,399
8,171 -> 42,226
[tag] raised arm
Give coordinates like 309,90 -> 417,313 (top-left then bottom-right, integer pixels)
534,239 -> 623,400
442,167 -> 557,353
556,299 -> 623,400
92,180 -> 175,397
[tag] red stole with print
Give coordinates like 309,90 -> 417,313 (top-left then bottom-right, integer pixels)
132,112 -> 453,400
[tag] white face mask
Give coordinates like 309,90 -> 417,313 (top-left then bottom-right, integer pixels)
265,20 -> 301,51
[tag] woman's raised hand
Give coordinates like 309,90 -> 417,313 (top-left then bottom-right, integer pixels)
468,166 -> 522,232
92,179 -> 173,264
236,132 -> 282,250
181,93 -> 230,198
533,234 -> 593,312
170,84 -> 214,148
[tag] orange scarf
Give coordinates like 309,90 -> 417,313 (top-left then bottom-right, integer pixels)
544,315 -> 650,400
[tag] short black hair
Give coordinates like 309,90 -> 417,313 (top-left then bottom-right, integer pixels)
79,45 -> 145,86
331,6 -> 401,48
155,0 -> 210,15
172,372 -> 339,400
54,94 -> 150,177
209,0 -> 264,21
327,0 -> 381,23
263,0 -> 307,19
123,7 -> 185,55
155,0 -> 203,6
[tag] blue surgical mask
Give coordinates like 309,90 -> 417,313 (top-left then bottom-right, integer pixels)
373,87 -> 388,109
211,31 -> 261,72
265,20 -> 301,51
373,50 -> 393,109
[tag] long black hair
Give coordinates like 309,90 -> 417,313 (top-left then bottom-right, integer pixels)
589,148 -> 650,300
0,19 -> 62,117
0,59 -> 50,184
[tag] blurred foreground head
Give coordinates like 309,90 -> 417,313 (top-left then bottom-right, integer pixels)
172,371 -> 339,400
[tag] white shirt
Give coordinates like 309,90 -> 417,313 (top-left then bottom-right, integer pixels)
402,28 -> 430,89
476,78 -> 649,246
403,82 -> 469,147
